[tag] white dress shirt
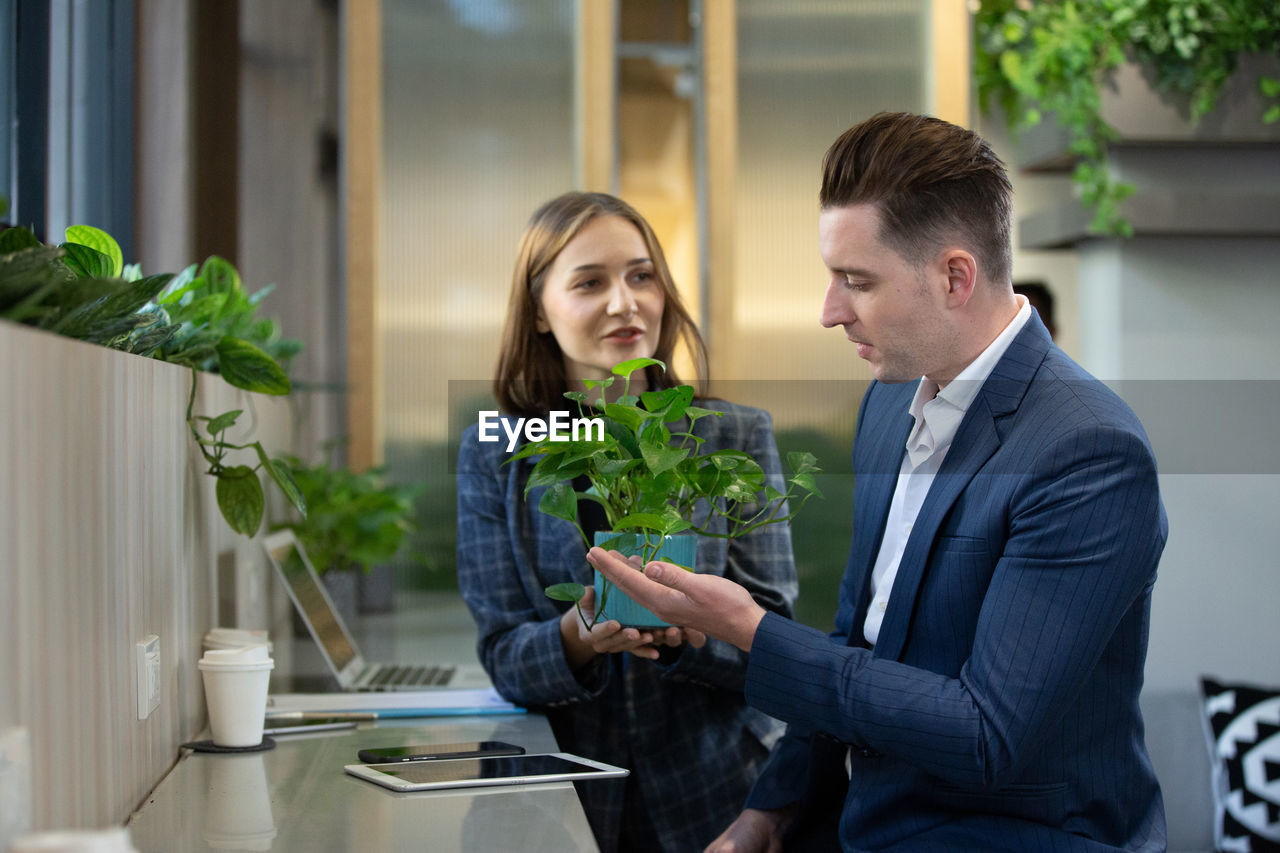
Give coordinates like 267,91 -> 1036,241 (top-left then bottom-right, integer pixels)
862,296 -> 1031,646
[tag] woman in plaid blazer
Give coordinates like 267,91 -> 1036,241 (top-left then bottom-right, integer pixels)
456,192 -> 798,851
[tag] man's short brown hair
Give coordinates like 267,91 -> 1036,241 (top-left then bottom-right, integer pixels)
820,112 -> 1013,287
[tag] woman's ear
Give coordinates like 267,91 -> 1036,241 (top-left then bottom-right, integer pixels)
534,306 -> 550,334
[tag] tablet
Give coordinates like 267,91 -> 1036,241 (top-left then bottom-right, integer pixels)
344,752 -> 629,792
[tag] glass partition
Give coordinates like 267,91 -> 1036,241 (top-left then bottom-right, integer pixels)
381,0 -> 575,586
734,0 -> 928,627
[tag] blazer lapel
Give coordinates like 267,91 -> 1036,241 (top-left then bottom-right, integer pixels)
872,316 -> 1053,661
845,384 -> 914,641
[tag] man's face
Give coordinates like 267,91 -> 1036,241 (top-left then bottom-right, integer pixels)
818,204 -> 951,383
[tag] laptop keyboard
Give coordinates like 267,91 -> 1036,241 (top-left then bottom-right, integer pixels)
366,664 -> 456,690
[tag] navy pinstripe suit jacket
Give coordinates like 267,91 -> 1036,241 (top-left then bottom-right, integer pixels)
744,315 -> 1169,851
457,399 -> 797,852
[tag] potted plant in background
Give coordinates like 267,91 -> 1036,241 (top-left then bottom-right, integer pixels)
510,357 -> 822,629
272,441 -> 427,626
974,0 -> 1280,237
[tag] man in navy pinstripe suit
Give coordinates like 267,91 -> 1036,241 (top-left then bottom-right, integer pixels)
589,112 -> 1168,851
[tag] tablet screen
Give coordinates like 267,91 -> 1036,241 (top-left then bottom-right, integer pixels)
345,752 -> 629,792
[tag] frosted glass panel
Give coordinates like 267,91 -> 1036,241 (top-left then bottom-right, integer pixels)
733,1 -> 930,630
735,0 -> 927,380
381,1 -> 574,580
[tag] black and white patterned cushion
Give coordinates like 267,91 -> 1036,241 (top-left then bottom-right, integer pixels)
1201,677 -> 1280,852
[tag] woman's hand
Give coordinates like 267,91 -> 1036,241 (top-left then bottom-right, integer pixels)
650,625 -> 708,649
558,586 -> 656,670
559,587 -> 706,671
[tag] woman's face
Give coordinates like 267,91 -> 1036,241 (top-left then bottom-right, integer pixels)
536,214 -> 665,387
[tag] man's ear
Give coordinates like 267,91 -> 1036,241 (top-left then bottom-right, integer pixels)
941,249 -> 978,308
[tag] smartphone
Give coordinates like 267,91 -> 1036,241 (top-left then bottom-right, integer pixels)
264,717 -> 359,736
356,740 -> 525,764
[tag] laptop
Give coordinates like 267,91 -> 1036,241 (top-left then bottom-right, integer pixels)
263,529 -> 492,692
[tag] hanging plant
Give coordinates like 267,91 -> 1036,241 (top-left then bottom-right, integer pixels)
974,0 -> 1280,237
0,222 -> 308,536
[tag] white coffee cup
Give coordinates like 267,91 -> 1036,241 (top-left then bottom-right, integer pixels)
6,827 -> 139,852
197,644 -> 274,747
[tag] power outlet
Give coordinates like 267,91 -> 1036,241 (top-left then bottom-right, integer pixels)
136,635 -> 161,720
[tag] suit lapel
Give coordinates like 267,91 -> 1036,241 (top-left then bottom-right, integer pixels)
872,316 -> 1053,661
845,384 -> 914,641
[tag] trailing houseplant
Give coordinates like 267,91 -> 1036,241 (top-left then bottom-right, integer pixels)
270,442 -> 427,577
974,0 -> 1280,236
508,357 -> 821,630
0,222 -> 307,535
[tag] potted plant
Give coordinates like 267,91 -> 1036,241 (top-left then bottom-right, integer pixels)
974,0 -> 1280,236
272,443 -> 427,624
509,357 -> 821,629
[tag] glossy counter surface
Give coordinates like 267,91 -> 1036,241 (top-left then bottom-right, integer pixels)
127,712 -> 601,852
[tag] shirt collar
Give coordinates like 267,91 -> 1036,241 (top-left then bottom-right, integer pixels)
936,294 -> 1031,412
904,295 -> 1031,464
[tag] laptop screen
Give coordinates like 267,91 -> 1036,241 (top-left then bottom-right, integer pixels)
267,533 -> 358,673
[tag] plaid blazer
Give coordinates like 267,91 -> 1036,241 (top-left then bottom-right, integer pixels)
457,399 -> 798,852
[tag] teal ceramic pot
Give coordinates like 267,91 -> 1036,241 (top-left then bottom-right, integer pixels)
592,532 -> 696,628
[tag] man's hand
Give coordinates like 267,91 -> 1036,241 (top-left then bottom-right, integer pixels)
586,547 -> 767,652
704,807 -> 792,853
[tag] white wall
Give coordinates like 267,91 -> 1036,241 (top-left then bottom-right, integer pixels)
0,322 -> 297,835
1077,237 -> 1280,693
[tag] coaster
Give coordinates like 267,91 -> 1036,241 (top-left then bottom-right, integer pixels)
181,736 -> 277,754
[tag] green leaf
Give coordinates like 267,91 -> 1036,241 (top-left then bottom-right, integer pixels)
538,482 -> 579,524
215,466 -> 264,536
205,409 -> 243,435
1264,104 -> 1280,125
59,243 -> 114,279
683,406 -> 723,423
787,451 -> 821,475
48,274 -> 172,343
611,356 -> 665,378
545,583 -> 586,603
708,450 -> 750,470
640,442 -> 688,476
602,402 -> 646,432
200,255 -> 242,295
525,453 -> 574,491
214,336 -> 291,395
261,453 -> 309,517
157,264 -> 199,305
0,226 -> 40,254
1261,77 -> 1280,98
641,384 -> 694,422
612,512 -> 669,533
0,245 -> 68,317
64,225 -> 123,278
595,457 -> 639,477
791,472 -> 823,497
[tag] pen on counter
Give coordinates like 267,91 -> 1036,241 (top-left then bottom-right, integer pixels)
265,711 -> 379,721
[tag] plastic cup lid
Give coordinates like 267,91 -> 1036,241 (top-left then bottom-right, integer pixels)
204,627 -> 269,645
198,643 -> 274,670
